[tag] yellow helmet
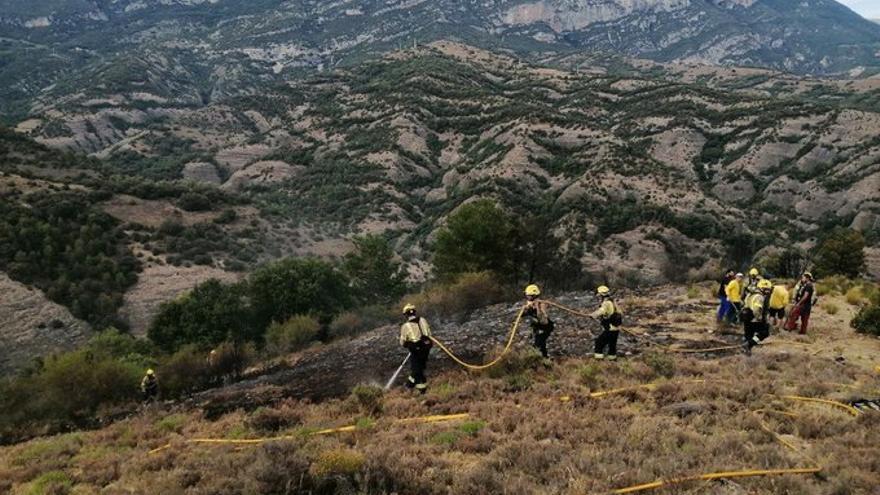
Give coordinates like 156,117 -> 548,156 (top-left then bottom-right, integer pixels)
597,285 -> 611,296
146,369 -> 155,376
402,304 -> 416,314
524,284 -> 541,296
749,268 -> 759,277
758,279 -> 772,290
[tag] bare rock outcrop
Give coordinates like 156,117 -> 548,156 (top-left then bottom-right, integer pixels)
0,272 -> 91,372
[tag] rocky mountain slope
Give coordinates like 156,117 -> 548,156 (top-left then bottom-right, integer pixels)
3,41 -> 880,355
2,0 -> 880,120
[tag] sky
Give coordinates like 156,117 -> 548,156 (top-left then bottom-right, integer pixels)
837,0 -> 880,19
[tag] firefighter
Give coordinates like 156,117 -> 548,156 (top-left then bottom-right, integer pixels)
591,286 -> 622,360
524,284 -> 554,364
141,369 -> 159,403
742,279 -> 773,354
399,304 -> 433,394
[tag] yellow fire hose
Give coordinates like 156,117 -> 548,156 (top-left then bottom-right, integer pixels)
147,412 -> 471,455
782,395 -> 862,417
427,306 -> 526,370
610,467 -> 822,494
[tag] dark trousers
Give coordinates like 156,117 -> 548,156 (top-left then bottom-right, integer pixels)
744,321 -> 770,349
406,342 -> 431,392
729,302 -> 743,324
143,388 -> 158,403
798,307 -> 811,334
595,322 -> 619,356
532,322 -> 554,358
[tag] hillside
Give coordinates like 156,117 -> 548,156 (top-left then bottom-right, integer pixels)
20,41 -> 880,276
1,284 -> 878,494
3,42 -> 880,371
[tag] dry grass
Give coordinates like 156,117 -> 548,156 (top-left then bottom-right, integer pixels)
2,291 -> 879,494
1,349 -> 877,494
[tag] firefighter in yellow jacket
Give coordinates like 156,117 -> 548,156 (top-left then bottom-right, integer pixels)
591,286 -> 622,360
742,279 -> 773,354
724,273 -> 744,324
523,284 -> 554,364
400,304 -> 432,394
767,283 -> 790,329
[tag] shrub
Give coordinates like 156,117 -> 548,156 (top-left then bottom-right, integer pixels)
343,234 -> 408,305
430,431 -> 460,445
158,345 -> 211,399
148,279 -> 255,353
404,271 -> 508,321
350,384 -> 384,416
177,192 -> 212,211
845,286 -> 866,306
432,199 -> 516,281
822,302 -> 840,315
155,414 -> 187,433
852,304 -> 880,336
249,258 -> 354,330
578,363 -> 601,388
458,420 -> 487,436
309,448 -> 365,478
247,404 -> 302,432
813,228 -> 866,278
328,306 -> 391,340
26,470 -> 72,495
644,352 -> 676,379
265,315 -> 320,356
686,285 -> 701,299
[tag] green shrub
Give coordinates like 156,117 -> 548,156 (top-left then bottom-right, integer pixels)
27,470 -> 72,495
852,304 -> 880,336
644,352 -> 676,379
578,363 -> 601,388
813,228 -> 866,278
432,199 -> 516,280
404,271 -> 507,321
328,306 -> 391,340
158,345 -> 211,399
265,315 -> 320,356
458,420 -> 487,436
822,302 -> 840,315
343,234 -> 408,305
155,414 -> 187,433
686,285 -> 701,299
845,286 -> 866,306
430,431 -> 460,445
309,448 -> 365,478
350,384 -> 384,416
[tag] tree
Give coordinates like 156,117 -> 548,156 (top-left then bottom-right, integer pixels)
148,279 -> 255,352
343,235 -> 407,305
432,199 -> 516,280
813,228 -> 866,279
248,258 -> 353,330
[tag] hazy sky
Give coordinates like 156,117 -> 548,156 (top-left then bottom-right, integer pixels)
837,0 -> 880,19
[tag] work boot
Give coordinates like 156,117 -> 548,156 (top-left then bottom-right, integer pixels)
593,353 -> 604,360
607,355 -> 617,361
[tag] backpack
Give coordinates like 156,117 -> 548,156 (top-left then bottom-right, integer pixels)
608,300 -> 623,326
609,312 -> 623,326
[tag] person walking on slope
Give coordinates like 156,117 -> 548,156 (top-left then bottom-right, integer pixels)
399,304 -> 433,394
592,286 -> 622,360
141,369 -> 159,404
767,282 -> 790,330
742,279 -> 773,355
716,269 -> 736,326
725,273 -> 745,324
790,272 -> 816,335
524,284 -> 554,365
